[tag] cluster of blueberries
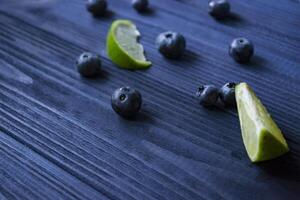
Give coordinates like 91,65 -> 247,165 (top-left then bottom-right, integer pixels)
76,0 -> 254,118
196,83 -> 236,108
87,0 -> 150,16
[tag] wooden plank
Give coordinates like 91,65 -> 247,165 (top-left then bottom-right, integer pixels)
0,0 -> 300,199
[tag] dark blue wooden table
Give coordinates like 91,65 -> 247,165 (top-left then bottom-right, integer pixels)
0,0 -> 300,199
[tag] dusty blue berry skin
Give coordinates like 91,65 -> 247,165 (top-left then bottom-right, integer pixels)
229,38 -> 254,63
196,85 -> 219,107
132,0 -> 149,12
209,0 -> 230,19
76,52 -> 102,77
111,87 -> 142,118
156,31 -> 186,59
87,0 -> 107,16
219,82 -> 236,107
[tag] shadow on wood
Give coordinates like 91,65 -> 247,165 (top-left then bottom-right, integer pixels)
257,152 -> 300,182
138,7 -> 156,16
217,12 -> 246,27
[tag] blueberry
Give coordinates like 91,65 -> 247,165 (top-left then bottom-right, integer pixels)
76,52 -> 101,77
219,82 -> 236,106
229,38 -> 254,63
111,87 -> 142,118
132,0 -> 149,12
209,0 -> 230,20
196,85 -> 219,107
87,0 -> 107,16
156,31 -> 186,59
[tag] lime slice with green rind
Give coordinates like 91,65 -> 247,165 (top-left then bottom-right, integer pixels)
235,83 -> 289,162
106,20 -> 151,69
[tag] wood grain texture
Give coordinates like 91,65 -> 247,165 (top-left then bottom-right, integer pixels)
0,0 -> 300,199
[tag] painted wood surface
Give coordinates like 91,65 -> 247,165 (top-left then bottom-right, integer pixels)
0,0 -> 300,199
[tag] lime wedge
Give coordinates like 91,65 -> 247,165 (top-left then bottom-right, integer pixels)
235,83 -> 289,162
106,20 -> 151,69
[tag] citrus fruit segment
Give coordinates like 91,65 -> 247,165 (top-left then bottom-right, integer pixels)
106,20 -> 151,69
235,83 -> 289,162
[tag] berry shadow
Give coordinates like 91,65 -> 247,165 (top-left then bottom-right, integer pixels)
104,10 -> 115,18
217,12 -> 246,27
163,49 -> 200,66
93,9 -> 115,20
97,68 -> 110,79
79,68 -> 110,83
181,49 -> 200,64
138,7 -> 155,16
238,55 -> 269,71
200,100 -> 237,114
117,111 -> 154,124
